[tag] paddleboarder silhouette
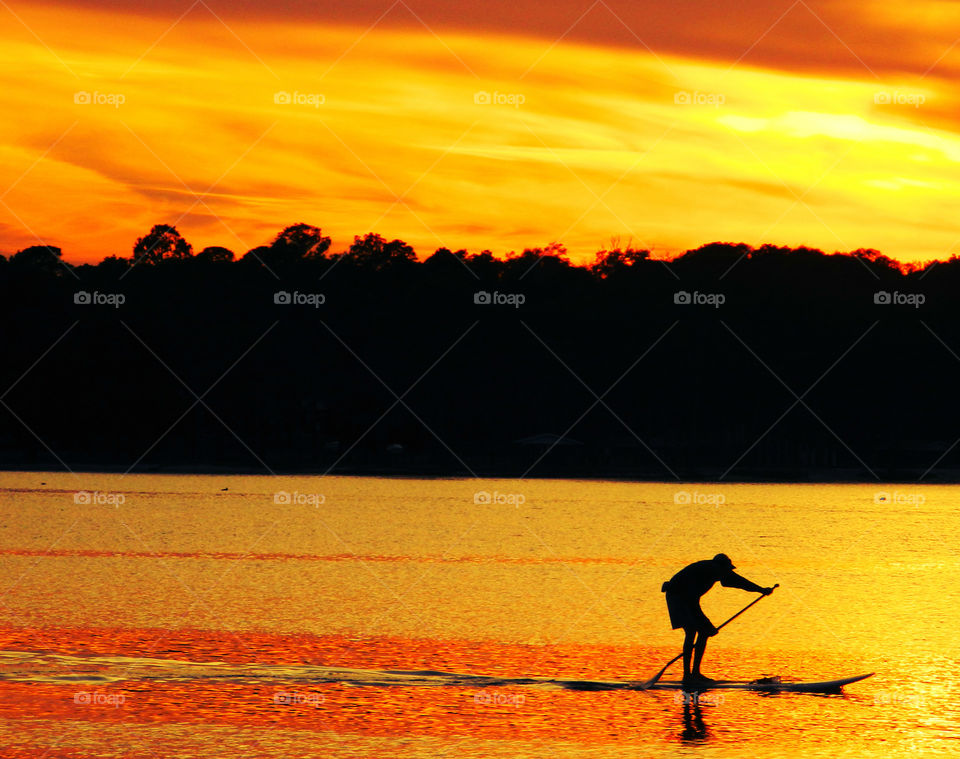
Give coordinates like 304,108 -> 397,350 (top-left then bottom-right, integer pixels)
662,554 -> 774,687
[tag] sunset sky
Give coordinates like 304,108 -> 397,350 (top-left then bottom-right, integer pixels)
2,0 -> 960,264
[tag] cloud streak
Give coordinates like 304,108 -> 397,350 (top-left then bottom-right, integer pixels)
25,0 -> 960,78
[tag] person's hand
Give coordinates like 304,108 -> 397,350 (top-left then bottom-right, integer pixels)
761,586 -> 775,596
706,624 -> 720,637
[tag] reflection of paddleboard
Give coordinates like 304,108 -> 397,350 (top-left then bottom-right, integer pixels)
559,673 -> 874,693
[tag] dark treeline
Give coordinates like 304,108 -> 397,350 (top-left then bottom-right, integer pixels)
2,222 -> 960,481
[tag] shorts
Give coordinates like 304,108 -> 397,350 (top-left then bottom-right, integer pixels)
665,591 -> 712,632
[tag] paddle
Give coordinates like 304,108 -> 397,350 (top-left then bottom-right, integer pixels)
639,583 -> 779,689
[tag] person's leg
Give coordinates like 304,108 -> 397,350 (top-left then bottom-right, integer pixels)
691,631 -> 709,678
688,602 -> 718,682
682,628 -> 696,680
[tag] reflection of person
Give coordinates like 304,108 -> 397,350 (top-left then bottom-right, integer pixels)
680,700 -> 708,741
662,554 -> 773,686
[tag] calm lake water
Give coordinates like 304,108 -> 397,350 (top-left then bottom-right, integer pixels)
0,473 -> 956,757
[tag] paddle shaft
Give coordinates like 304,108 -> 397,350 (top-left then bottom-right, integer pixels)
643,583 -> 779,687
713,583 -> 779,634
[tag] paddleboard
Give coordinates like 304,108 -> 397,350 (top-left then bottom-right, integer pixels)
557,673 -> 874,692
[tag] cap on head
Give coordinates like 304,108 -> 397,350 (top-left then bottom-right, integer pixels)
713,553 -> 735,570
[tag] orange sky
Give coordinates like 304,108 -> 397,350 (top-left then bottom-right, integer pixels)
2,0 -> 960,264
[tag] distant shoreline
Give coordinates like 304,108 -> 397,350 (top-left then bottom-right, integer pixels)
5,245 -> 958,489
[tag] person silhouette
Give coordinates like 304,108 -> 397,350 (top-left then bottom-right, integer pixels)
662,554 -> 773,687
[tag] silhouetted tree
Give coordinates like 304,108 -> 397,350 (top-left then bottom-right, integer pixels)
591,245 -> 651,278
240,245 -> 272,265
462,250 -> 501,279
270,224 -> 331,262
501,244 -> 575,281
95,255 -> 131,275
10,245 -> 66,275
676,242 -> 751,264
196,246 -> 235,263
506,242 -> 568,262
344,233 -> 416,270
132,224 -> 192,265
424,247 -> 470,273
850,248 -> 900,272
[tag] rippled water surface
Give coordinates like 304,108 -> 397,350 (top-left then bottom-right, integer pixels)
0,473 -> 956,757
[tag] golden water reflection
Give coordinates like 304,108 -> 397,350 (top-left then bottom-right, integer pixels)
0,475 -> 958,757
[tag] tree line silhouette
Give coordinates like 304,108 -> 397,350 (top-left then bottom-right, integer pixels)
2,223 -> 959,480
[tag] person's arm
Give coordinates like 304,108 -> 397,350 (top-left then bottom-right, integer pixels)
720,571 -> 770,593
